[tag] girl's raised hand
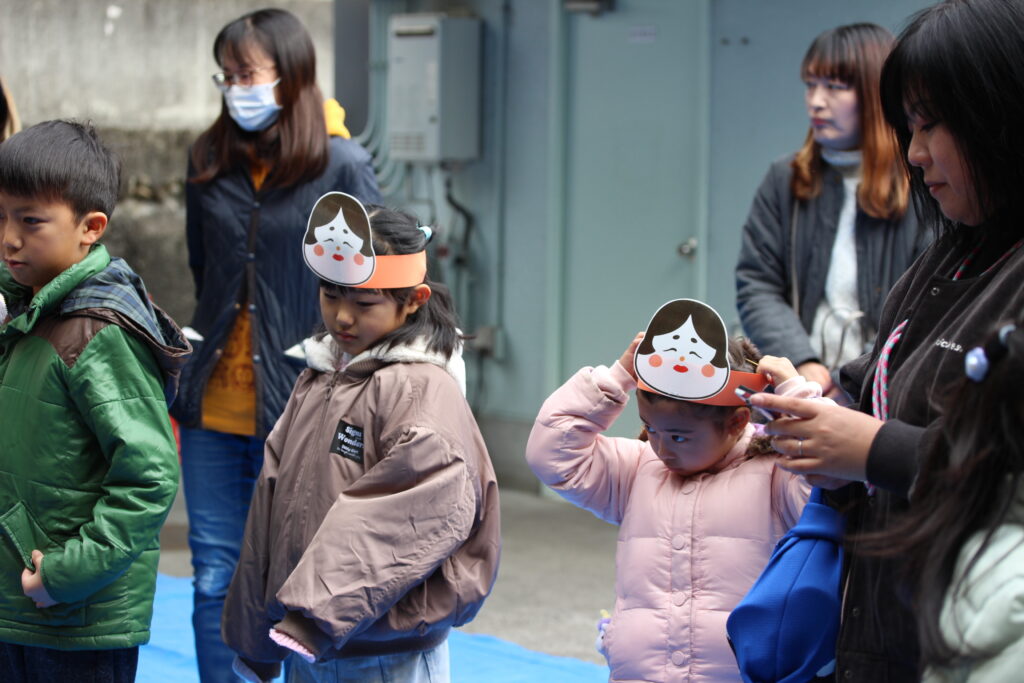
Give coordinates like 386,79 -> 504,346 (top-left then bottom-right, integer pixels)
756,355 -> 799,386
617,332 -> 645,381
750,392 -> 883,484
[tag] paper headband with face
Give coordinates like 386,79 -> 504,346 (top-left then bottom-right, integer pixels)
302,192 -> 427,289
633,299 -> 766,405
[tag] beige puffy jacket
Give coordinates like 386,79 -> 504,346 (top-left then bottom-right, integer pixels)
222,334 -> 500,666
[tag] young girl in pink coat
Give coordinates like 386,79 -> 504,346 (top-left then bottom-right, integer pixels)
526,332 -> 819,682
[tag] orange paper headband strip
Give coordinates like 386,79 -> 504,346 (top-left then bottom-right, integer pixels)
638,371 -> 767,406
353,251 -> 428,289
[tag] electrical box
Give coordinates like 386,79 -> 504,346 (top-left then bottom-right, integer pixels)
387,14 -> 481,163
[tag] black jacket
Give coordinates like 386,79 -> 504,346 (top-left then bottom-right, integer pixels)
171,136 -> 381,436
832,229 -> 1024,681
736,155 -> 929,367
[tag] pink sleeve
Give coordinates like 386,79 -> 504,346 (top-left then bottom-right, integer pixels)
525,362 -> 647,525
774,375 -> 834,402
772,468 -> 812,529
769,375 -> 832,526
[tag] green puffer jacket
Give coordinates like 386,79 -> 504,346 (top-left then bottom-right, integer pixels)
0,244 -> 190,650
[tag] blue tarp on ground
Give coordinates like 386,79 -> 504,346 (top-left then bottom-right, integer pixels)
140,574 -> 607,682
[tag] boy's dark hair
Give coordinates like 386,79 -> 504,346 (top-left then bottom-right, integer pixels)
319,204 -> 462,359
880,0 -> 1024,240
0,119 -> 121,219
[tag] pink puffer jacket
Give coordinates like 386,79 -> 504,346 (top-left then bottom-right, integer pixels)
526,362 -> 815,682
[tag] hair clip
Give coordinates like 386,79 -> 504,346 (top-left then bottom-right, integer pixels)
964,323 -> 1016,382
418,225 -> 433,242
964,347 -> 989,382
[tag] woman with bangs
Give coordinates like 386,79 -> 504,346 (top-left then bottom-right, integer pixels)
748,0 -> 1024,679
736,23 -> 928,396
171,8 -> 380,682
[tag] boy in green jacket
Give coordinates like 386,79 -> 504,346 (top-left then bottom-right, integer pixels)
0,120 -> 190,682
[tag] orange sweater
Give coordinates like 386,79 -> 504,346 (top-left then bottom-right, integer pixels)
201,100 -> 352,435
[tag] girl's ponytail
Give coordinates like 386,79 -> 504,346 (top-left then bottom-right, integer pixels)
363,205 -> 463,359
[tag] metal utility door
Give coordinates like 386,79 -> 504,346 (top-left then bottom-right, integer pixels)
555,1 -> 710,432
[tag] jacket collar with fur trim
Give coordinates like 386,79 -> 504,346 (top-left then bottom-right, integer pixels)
288,334 -> 467,397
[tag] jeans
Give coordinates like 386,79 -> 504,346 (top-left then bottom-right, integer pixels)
0,642 -> 138,683
180,427 -> 265,683
284,642 -> 450,683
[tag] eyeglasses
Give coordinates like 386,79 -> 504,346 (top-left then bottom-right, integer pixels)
212,65 -> 276,90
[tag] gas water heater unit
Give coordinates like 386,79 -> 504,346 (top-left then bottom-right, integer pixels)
387,14 -> 482,163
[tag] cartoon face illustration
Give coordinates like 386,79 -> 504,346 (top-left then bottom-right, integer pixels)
302,192 -> 375,286
314,214 -> 364,260
634,299 -> 730,400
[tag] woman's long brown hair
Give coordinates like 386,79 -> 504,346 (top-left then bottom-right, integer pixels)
791,23 -> 908,220
190,8 -> 328,189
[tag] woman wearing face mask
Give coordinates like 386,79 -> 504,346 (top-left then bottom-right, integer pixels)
171,8 -> 380,682
735,23 -> 928,395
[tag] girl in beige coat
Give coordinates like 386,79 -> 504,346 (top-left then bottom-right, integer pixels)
222,203 -> 500,683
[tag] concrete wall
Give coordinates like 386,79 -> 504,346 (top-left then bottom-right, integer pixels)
2,0 -> 334,130
1,0 -> 335,324
2,0 -> 941,492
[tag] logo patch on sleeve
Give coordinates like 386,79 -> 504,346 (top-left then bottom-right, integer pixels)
330,420 -> 365,464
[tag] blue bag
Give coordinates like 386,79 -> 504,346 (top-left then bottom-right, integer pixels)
725,487 -> 845,682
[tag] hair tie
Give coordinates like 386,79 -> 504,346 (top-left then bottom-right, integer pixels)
964,323 -> 1016,382
418,225 -> 433,243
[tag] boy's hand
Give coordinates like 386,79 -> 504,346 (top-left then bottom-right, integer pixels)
757,355 -> 799,386
617,332 -> 645,381
22,550 -> 57,608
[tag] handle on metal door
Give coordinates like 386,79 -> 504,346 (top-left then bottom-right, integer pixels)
677,237 -> 698,258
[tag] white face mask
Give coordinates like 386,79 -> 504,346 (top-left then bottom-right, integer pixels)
223,79 -> 282,131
